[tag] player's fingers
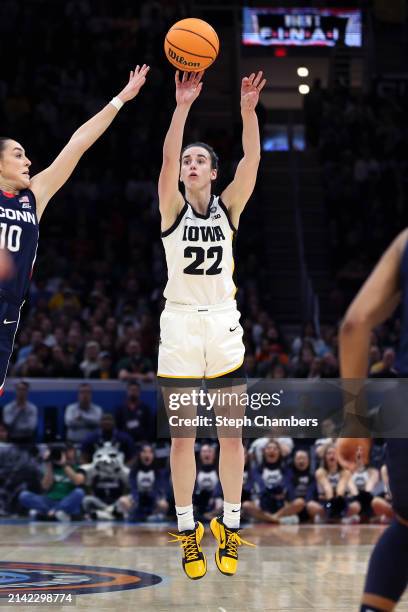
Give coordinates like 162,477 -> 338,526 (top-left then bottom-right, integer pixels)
182,71 -> 188,82
253,70 -> 263,87
175,70 -> 180,85
129,71 -> 133,81
195,70 -> 204,84
258,78 -> 267,92
247,72 -> 256,84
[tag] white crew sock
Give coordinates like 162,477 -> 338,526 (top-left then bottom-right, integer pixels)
176,504 -> 195,532
223,501 -> 241,529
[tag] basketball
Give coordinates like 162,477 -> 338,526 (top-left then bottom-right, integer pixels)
336,438 -> 372,469
164,18 -> 219,72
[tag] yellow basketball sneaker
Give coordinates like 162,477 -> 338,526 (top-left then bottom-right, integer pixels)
210,516 -> 255,576
168,521 -> 207,580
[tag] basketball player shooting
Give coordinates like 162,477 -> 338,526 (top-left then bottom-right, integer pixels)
158,69 -> 266,580
0,65 -> 149,393
338,229 -> 408,611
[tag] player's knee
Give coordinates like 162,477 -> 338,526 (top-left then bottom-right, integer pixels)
218,437 -> 243,452
171,437 -> 195,452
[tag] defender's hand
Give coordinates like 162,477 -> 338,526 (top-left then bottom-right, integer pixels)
117,64 -> 150,103
241,71 -> 266,113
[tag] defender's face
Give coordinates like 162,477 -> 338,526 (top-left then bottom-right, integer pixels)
180,146 -> 217,191
0,140 -> 31,190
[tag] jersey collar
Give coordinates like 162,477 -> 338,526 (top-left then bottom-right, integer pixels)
186,194 -> 214,220
0,190 -> 16,199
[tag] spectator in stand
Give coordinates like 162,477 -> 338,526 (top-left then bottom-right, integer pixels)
46,345 -> 82,378
312,444 -> 351,523
0,424 -> 42,516
18,443 -> 85,522
14,330 -> 44,367
2,380 -> 38,443
13,353 -> 46,378
344,453 -> 379,523
116,381 -> 155,443
116,339 -> 154,383
283,450 -> 318,523
291,341 -> 316,378
65,383 -> 102,443
117,444 -> 168,521
80,341 -> 101,378
243,440 -> 288,524
370,348 -> 398,377
81,412 -> 136,464
90,351 -> 116,379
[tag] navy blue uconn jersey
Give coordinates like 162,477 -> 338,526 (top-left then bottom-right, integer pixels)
396,239 -> 408,375
0,189 -> 39,304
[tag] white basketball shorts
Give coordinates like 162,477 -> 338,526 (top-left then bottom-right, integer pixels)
157,300 -> 245,379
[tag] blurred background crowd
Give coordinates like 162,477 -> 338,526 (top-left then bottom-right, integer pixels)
0,0 -> 406,523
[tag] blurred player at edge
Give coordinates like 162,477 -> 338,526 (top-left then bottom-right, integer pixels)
0,65 -> 149,393
338,229 -> 408,611
159,70 -> 265,579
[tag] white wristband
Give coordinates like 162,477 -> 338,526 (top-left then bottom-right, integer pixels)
110,96 -> 124,111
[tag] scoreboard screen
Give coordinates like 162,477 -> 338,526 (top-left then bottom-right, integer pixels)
242,7 -> 362,48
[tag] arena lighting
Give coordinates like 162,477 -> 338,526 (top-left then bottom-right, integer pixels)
274,47 -> 287,57
297,67 -> 309,77
298,84 -> 310,94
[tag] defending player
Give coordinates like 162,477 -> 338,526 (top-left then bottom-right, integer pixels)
159,69 -> 265,579
337,229 -> 408,611
0,65 -> 149,391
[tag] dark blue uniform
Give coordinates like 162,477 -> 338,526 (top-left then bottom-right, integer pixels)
0,189 -> 39,388
384,239 -> 408,521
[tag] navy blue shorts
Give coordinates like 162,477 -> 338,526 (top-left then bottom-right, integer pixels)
386,439 -> 408,521
0,301 -> 23,389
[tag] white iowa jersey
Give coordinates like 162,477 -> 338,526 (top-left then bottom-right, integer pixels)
161,195 -> 237,305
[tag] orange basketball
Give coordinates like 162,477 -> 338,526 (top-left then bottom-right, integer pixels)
336,438 -> 372,470
164,18 -> 219,72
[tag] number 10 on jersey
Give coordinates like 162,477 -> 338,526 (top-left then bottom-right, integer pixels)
0,224 -> 22,252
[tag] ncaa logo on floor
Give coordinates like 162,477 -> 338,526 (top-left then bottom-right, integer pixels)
0,561 -> 162,595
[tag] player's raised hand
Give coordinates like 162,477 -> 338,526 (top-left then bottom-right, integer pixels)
241,71 -> 266,113
175,71 -> 204,107
117,64 -> 150,103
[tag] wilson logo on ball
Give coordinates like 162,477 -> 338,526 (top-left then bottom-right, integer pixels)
164,17 -> 219,72
168,48 -> 200,69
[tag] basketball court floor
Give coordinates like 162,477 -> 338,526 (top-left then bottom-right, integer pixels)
0,521 -> 407,611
